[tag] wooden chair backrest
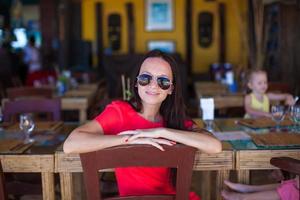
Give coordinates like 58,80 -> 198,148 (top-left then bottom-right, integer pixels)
3,98 -> 61,122
270,157 -> 300,176
267,82 -> 292,94
0,160 -> 7,200
6,87 -> 53,100
80,144 -> 196,200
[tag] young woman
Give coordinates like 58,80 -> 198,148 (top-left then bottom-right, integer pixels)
63,50 -> 222,199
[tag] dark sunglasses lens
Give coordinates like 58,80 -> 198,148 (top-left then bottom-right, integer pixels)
157,77 -> 171,90
137,74 -> 152,86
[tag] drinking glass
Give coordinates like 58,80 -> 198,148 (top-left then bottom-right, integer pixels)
0,106 -> 3,130
19,113 -> 35,143
271,105 -> 285,131
0,106 -> 3,124
204,119 -> 214,132
291,105 -> 300,132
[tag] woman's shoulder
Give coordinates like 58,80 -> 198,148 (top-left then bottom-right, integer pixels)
95,100 -> 135,121
108,100 -> 135,112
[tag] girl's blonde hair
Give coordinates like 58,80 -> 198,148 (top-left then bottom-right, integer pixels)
247,69 -> 267,83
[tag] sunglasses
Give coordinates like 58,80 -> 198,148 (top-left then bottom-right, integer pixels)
136,73 -> 172,90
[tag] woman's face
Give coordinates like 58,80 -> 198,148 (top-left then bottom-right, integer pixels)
137,57 -> 173,107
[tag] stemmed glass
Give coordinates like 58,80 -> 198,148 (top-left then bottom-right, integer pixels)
271,105 -> 285,132
0,106 -> 3,123
291,105 -> 300,132
19,113 -> 35,143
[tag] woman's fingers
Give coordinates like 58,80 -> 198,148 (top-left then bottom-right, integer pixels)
127,138 -> 167,151
147,140 -> 164,151
153,138 -> 175,146
127,133 -> 145,141
127,131 -> 157,141
118,130 -> 139,135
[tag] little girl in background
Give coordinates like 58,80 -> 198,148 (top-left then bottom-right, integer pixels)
244,69 -> 295,118
222,177 -> 299,200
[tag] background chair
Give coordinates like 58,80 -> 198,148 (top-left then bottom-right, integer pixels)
270,157 -> 300,179
6,87 -> 53,100
0,160 -> 7,200
2,98 -> 61,199
80,144 -> 197,200
3,98 -> 61,122
267,82 -> 292,94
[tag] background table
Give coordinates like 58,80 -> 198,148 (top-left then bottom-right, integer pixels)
213,118 -> 300,184
194,82 -> 244,110
61,83 -> 98,123
0,122 -> 76,200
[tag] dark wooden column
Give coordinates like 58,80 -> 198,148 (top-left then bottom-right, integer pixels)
185,0 -> 192,75
126,3 -> 135,54
40,0 -> 59,68
96,3 -> 104,74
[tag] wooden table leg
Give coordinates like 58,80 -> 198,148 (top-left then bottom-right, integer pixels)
200,171 -> 211,200
79,109 -> 87,123
237,170 -> 250,184
42,172 -> 55,200
60,172 -> 73,200
216,170 -> 230,200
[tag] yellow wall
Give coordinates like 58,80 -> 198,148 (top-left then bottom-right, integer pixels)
192,0 -> 248,73
81,0 -> 247,74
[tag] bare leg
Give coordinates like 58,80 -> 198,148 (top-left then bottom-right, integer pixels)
224,180 -> 279,193
221,189 -> 280,200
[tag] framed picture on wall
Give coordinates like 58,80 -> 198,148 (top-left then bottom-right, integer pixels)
147,40 -> 176,53
145,0 -> 174,31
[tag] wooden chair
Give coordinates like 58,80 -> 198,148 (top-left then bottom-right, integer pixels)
3,98 -> 61,122
6,87 -> 53,100
267,82 -> 292,94
0,159 -> 7,200
80,144 -> 197,200
270,157 -> 300,179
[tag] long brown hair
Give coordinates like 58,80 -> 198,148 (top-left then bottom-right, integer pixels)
129,50 -> 188,130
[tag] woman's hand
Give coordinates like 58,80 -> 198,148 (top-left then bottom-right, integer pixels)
118,128 -> 175,151
118,128 -> 164,139
127,137 -> 175,151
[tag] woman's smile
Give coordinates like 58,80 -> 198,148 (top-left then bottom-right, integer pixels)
145,90 -> 160,95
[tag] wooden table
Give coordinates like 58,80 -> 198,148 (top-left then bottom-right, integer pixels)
1,154 -> 55,200
214,118 -> 300,185
0,122 -> 76,200
2,83 -> 98,123
194,82 -> 244,109
61,83 -> 98,123
236,149 -> 300,184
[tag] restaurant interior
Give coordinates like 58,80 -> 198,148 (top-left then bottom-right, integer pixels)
0,0 -> 300,200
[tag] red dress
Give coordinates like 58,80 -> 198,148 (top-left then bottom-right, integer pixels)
95,100 -> 200,200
